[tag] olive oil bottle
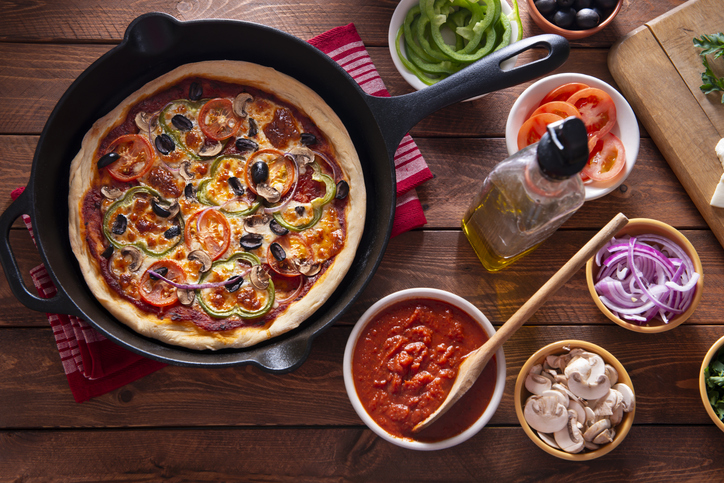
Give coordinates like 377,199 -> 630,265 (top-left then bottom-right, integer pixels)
462,117 -> 589,272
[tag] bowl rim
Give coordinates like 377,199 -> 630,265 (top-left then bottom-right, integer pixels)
514,339 -> 635,461
342,287 -> 507,451
388,0 -> 519,98
584,218 -> 704,333
525,0 -> 623,40
699,335 -> 724,432
505,72 -> 640,201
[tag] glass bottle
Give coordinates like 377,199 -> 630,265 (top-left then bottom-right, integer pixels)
462,117 -> 589,272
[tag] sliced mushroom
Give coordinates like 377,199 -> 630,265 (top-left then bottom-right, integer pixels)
256,183 -> 281,203
249,265 -> 270,290
287,146 -> 314,166
542,389 -> 569,409
529,364 -> 543,376
592,428 -> 615,445
120,246 -> 143,272
523,393 -> 569,434
101,186 -> 123,200
233,93 -> 253,117
179,161 -> 195,181
605,364 -> 619,386
592,389 -> 621,418
525,373 -> 552,396
177,288 -> 195,306
583,418 -> 611,442
613,383 -> 635,412
568,372 -> 611,401
244,213 -> 271,234
537,432 -> 560,449
187,250 -> 212,273
554,410 -> 585,454
567,398 -> 587,427
294,258 -> 321,277
198,140 -> 223,157
135,111 -> 152,132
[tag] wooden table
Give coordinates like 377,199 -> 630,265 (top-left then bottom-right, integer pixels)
2,0 -> 724,480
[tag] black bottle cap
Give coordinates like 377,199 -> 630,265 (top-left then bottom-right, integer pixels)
536,117 -> 589,179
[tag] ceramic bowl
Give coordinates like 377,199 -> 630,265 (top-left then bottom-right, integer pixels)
526,0 -> 623,40
343,288 -> 506,450
388,0 -> 519,100
700,335 -> 724,433
514,339 -> 635,461
585,218 -> 703,333
505,72 -> 639,201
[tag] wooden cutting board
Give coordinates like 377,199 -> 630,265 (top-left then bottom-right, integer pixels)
608,0 -> 724,249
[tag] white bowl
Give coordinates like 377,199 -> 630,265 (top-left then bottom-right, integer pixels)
505,73 -> 640,201
343,288 -> 507,451
388,0 -> 519,101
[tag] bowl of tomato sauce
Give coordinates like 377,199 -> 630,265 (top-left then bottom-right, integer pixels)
505,73 -> 639,201
343,288 -> 506,450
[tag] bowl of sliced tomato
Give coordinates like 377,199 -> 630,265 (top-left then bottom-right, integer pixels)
505,73 -> 639,201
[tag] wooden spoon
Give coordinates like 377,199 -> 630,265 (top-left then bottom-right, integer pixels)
412,212 -> 629,433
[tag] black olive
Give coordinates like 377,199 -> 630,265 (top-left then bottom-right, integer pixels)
573,0 -> 591,8
111,214 -> 127,235
155,133 -> 175,155
171,114 -> 193,132
98,152 -> 120,169
300,133 -> 317,146
534,0 -> 557,13
576,8 -> 600,29
295,205 -> 306,216
189,82 -> 203,101
335,180 -> 349,200
270,242 -> 286,261
553,8 -> 575,28
152,198 -> 171,217
235,137 -> 259,153
248,118 -> 258,137
557,0 -> 574,7
228,177 -> 245,197
101,245 -> 114,259
184,183 -> 197,200
240,233 -> 263,250
270,219 -> 289,236
251,161 -> 269,184
226,275 -> 244,293
149,266 -> 169,280
164,225 -> 181,239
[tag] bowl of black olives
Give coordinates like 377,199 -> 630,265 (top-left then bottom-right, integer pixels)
526,0 -> 622,40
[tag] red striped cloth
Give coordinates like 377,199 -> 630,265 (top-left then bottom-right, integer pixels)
14,23 -> 433,402
309,23 -> 433,237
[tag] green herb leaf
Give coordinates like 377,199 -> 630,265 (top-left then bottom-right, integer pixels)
694,33 -> 724,103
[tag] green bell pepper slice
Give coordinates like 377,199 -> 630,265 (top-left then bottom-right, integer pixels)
196,252 -> 275,319
196,154 -> 262,216
102,186 -> 184,257
272,162 -> 336,232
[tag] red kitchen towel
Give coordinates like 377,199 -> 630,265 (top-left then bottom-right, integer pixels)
11,187 -> 166,403
309,23 -> 433,237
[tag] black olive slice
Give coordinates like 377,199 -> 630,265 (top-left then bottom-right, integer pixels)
184,183 -> 197,201
251,161 -> 269,184
155,133 -> 175,155
240,233 -> 263,251
189,82 -> 203,101
101,245 -> 114,259
295,205 -> 306,216
248,118 -> 258,137
149,266 -> 169,280
111,214 -> 127,235
164,225 -> 181,239
270,219 -> 289,236
270,242 -> 286,261
152,198 -> 171,217
98,152 -> 120,169
300,133 -> 317,145
226,275 -> 244,293
235,137 -> 259,153
335,180 -> 349,200
171,114 -> 193,132
228,177 -> 245,197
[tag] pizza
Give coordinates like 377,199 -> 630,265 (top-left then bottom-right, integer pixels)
68,61 -> 365,350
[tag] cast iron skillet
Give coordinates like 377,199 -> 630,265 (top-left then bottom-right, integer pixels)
0,13 -> 568,371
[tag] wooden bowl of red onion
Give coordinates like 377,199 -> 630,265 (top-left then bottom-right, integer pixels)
585,218 -> 703,333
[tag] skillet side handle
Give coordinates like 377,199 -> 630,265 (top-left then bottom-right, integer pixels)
366,34 -> 569,156
0,190 -> 80,316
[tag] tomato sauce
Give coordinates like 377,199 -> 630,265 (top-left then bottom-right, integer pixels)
352,299 -> 498,442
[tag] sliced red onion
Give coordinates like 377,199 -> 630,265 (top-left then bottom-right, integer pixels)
275,275 -> 303,303
593,234 -> 699,325
148,268 -> 250,290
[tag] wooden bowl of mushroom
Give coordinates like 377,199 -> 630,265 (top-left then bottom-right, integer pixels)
514,340 -> 635,461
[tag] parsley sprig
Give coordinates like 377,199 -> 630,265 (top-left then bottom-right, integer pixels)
694,33 -> 724,103
706,348 -> 724,420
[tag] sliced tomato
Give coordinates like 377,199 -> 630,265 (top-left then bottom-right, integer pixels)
581,132 -> 626,182
566,88 -> 617,146
517,113 -> 563,150
184,208 -> 231,260
267,234 -> 313,277
139,260 -> 185,307
540,82 -> 590,104
198,98 -> 241,140
104,134 -> 155,182
530,101 -> 582,120
245,149 -> 296,197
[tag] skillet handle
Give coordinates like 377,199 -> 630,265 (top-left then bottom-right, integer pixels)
366,34 -> 569,157
0,189 -> 81,316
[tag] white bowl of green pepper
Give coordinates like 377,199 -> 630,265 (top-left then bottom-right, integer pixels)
388,0 -> 521,98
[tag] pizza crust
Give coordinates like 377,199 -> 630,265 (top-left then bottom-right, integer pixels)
68,60 -> 366,350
